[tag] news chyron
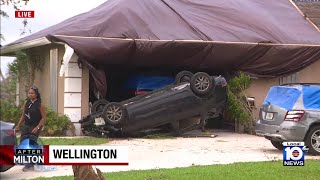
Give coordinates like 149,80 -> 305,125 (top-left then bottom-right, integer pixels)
48,146 -> 129,165
283,142 -> 309,166
8,145 -> 129,166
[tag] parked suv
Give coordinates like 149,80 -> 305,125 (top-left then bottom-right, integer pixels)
255,84 -> 320,155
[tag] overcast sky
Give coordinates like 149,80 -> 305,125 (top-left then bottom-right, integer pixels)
1,0 -> 107,77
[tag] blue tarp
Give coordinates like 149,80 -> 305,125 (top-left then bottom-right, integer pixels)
302,85 -> 320,110
124,75 -> 174,90
263,86 -> 301,110
263,85 -> 320,110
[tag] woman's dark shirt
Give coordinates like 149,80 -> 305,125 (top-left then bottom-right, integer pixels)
24,99 -> 42,127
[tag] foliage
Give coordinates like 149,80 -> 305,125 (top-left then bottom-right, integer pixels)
0,101 -> 22,124
8,50 -> 44,97
0,74 -> 17,104
0,0 -> 31,40
0,101 -> 71,136
39,137 -> 109,145
226,72 -> 255,134
41,107 -> 71,136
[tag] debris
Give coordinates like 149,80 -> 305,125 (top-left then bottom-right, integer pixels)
72,165 -> 106,180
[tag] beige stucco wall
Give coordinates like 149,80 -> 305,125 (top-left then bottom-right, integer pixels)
247,59 -> 320,120
246,78 -> 279,119
19,46 -> 50,106
18,44 -> 65,115
298,59 -> 320,83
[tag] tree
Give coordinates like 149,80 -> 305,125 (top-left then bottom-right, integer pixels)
0,0 -> 31,43
226,72 -> 255,134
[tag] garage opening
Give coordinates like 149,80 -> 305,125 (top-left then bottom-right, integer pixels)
88,64 -> 233,132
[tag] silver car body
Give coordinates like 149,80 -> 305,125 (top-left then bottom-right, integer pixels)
256,84 -> 320,142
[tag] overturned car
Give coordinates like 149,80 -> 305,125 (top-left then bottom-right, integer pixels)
79,72 -> 227,137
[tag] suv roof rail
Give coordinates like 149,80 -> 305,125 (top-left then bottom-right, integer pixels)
281,83 -> 320,86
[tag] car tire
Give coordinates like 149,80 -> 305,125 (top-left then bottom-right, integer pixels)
102,102 -> 126,126
270,140 -> 283,150
175,71 -> 194,84
305,125 -> 320,155
190,72 -> 215,97
91,99 -> 109,113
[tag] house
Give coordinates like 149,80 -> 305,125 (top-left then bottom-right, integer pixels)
247,1 -> 320,120
1,0 -> 319,135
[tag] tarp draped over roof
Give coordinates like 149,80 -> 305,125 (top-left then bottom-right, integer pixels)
3,0 -> 320,96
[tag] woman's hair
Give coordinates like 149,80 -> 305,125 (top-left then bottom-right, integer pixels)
29,85 -> 42,103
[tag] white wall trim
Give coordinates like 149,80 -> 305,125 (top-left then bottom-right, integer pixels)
50,48 -> 58,111
0,37 -> 51,56
62,46 -> 83,136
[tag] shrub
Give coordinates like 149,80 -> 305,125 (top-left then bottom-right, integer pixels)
0,101 -> 22,125
0,101 -> 71,136
41,107 -> 71,136
226,72 -> 255,134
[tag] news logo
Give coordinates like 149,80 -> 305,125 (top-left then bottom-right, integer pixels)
15,11 -> 34,18
14,135 -> 44,165
283,142 -> 309,166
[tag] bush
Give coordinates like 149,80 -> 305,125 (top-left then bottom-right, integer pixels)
42,108 -> 71,136
0,101 -> 71,136
226,72 -> 255,134
0,101 -> 22,125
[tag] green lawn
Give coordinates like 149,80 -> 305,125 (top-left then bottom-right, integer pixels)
30,160 -> 320,180
18,137 -> 109,145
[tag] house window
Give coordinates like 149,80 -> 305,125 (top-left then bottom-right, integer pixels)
279,73 -> 299,85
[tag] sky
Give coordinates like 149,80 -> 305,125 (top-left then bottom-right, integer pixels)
1,0 -> 107,77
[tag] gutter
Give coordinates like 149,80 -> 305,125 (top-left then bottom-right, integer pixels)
0,37 -> 52,56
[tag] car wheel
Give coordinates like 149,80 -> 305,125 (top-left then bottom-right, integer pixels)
91,99 -> 109,113
305,125 -> 320,155
175,71 -> 194,84
270,140 -> 283,150
102,103 -> 126,125
190,72 -> 214,96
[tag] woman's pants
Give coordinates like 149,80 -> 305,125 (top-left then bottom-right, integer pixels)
20,125 -> 42,167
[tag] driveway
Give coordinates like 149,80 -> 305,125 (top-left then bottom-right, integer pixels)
2,130 -> 319,180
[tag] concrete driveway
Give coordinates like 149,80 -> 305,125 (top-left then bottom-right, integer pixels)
2,130 -> 319,180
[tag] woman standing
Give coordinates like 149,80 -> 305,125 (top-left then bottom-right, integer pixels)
15,86 -> 47,172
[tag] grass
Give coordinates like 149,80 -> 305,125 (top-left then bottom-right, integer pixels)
29,160 -> 320,180
17,137 -> 109,145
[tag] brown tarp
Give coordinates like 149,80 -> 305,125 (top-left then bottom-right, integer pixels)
4,0 -> 320,96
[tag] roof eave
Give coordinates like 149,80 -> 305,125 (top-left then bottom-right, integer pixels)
0,37 -> 52,56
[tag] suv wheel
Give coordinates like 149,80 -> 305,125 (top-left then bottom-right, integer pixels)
190,72 -> 215,97
91,99 -> 109,113
270,140 -> 283,150
175,71 -> 194,84
305,125 -> 320,155
102,103 -> 126,126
